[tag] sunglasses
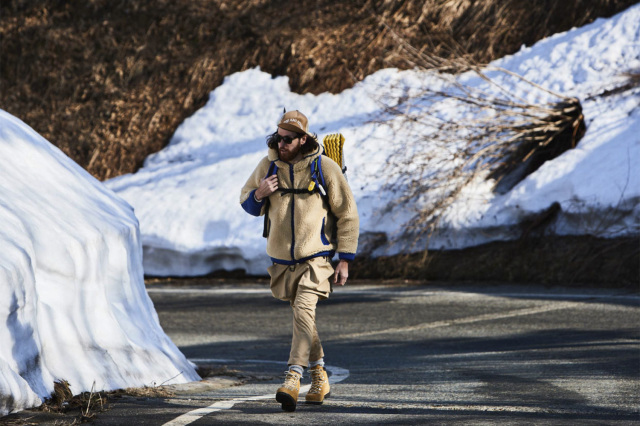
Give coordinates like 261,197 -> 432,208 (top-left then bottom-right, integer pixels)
274,133 -> 302,145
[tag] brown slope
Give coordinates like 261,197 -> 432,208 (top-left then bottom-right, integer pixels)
1,0 -> 636,180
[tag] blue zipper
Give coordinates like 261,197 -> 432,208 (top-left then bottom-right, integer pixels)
289,165 -> 296,261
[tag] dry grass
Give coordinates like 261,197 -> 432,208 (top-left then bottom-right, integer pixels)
0,418 -> 37,425
351,235 -> 640,286
33,378 -> 186,423
1,0 -> 635,180
375,48 -> 639,251
375,42 -> 587,247
29,377 -> 190,424
38,380 -> 107,424
118,386 -> 174,399
365,17 -> 640,269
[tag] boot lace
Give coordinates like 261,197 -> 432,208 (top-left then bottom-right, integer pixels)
282,371 -> 300,391
308,368 -> 326,393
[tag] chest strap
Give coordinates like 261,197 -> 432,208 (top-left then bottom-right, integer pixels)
279,188 -> 313,196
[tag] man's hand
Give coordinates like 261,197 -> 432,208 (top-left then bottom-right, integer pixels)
333,260 -> 349,286
255,175 -> 278,201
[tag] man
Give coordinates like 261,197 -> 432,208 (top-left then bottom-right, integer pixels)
240,110 -> 359,412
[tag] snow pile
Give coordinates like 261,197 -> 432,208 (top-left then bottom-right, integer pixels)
0,111 -> 199,416
106,5 -> 640,276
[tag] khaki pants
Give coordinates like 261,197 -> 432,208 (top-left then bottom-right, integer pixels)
267,257 -> 334,367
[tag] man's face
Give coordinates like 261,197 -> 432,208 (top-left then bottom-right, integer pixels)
277,128 -> 306,163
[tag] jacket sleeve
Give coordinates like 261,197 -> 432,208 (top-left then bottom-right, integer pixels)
323,158 -> 359,260
240,156 -> 271,217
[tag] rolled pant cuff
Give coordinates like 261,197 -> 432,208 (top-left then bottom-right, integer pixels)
288,352 -> 324,368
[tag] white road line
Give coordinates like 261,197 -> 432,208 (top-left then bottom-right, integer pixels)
335,302 -> 579,339
163,359 -> 349,426
148,288 -> 273,295
146,287 -> 639,300
300,400 -> 616,415
472,292 -> 640,301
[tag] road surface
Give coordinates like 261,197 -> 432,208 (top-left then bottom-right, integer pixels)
7,281 -> 640,424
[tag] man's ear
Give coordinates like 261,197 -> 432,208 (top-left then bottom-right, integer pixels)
300,135 -> 307,145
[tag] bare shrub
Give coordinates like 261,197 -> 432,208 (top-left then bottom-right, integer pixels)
375,33 -> 587,248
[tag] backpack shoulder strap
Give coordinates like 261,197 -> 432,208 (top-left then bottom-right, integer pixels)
266,161 -> 278,178
262,161 -> 277,238
310,156 -> 327,197
317,155 -> 327,190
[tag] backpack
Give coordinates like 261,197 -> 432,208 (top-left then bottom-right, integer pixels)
262,133 -> 347,238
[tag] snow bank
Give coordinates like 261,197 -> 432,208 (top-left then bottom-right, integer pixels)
0,110 -> 199,416
106,5 -> 640,276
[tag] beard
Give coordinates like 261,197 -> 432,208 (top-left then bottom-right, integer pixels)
279,143 -> 302,163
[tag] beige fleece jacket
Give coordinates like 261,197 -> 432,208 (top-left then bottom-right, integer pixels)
240,145 -> 359,264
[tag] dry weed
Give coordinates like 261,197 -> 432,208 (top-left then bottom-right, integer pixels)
366,33 -> 640,277
0,417 -> 38,425
120,386 -> 174,398
37,380 -> 107,423
378,41 -> 640,254
351,235 -> 639,285
371,31 -> 590,251
31,378 -> 183,423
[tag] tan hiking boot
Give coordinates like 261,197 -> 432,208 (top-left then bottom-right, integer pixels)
276,370 -> 301,412
305,365 -> 330,404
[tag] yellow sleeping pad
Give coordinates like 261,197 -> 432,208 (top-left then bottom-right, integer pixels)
322,133 -> 346,173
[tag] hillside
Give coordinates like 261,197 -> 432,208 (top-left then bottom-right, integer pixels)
103,4 -> 640,286
1,0 -> 636,180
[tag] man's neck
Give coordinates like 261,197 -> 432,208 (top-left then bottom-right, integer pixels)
287,155 -> 303,164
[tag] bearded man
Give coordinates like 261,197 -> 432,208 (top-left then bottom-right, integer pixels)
240,110 -> 359,412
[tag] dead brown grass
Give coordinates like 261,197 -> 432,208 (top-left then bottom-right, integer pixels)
375,45 -> 588,248
38,380 -> 107,423
351,235 -> 640,286
119,386 -> 174,398
32,378 -> 179,423
1,0 -> 635,180
0,418 -> 37,426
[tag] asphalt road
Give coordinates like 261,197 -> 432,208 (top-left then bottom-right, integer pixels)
7,281 -> 640,425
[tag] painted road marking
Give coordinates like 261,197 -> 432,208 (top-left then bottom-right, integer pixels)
163,359 -> 349,426
147,286 -> 639,300
334,302 -> 579,339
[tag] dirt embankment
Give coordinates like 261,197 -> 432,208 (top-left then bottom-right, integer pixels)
352,236 -> 639,287
1,0 -> 636,180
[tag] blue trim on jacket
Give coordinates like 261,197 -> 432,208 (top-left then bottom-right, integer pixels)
320,217 -> 330,245
338,252 -> 356,261
241,189 -> 264,216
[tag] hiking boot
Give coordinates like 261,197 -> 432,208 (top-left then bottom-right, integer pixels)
305,365 -> 330,404
276,370 -> 301,412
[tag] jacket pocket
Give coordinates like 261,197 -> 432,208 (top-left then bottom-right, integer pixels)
320,217 -> 330,245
